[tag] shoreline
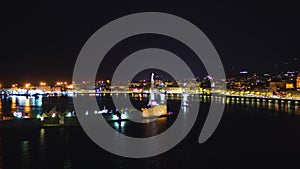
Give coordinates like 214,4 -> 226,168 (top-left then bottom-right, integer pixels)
0,114 -> 175,129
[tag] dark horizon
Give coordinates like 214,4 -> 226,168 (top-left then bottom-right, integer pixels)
1,1 -> 299,85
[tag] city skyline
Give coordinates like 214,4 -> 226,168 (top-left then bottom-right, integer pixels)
1,1 -> 300,84
1,68 -> 300,87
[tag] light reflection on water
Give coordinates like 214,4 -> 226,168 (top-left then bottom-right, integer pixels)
215,96 -> 300,114
0,94 -> 299,122
20,140 -> 30,169
145,117 -> 168,137
0,96 -> 72,120
0,137 -> 3,169
63,157 -> 72,169
39,128 -> 46,164
296,106 -> 300,115
0,94 -> 300,169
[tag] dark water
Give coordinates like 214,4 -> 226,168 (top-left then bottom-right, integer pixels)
1,95 -> 300,169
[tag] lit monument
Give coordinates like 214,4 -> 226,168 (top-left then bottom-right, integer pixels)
148,73 -> 157,106
142,73 -> 167,118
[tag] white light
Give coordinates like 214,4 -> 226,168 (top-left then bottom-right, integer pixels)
112,115 -> 119,120
121,113 -> 128,119
99,109 -> 108,114
13,112 -> 22,119
66,112 -> 72,117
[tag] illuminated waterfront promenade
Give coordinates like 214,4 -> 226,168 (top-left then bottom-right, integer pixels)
1,72 -> 300,127
1,92 -> 300,128
2,88 -> 300,102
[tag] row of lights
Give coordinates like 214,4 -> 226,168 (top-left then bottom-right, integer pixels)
8,82 -> 77,91
5,80 -> 110,88
10,82 -> 65,88
56,82 -> 68,85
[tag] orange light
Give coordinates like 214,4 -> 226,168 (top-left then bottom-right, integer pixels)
25,83 -> 31,88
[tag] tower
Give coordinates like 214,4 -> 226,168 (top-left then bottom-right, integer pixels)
296,73 -> 300,89
149,73 -> 157,106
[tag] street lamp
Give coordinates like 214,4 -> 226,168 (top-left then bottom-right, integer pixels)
25,83 -> 31,88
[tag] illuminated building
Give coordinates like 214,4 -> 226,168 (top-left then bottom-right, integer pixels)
52,86 -> 62,92
55,81 -> 69,92
269,81 -> 285,92
296,74 -> 300,89
286,83 -> 294,89
96,80 -> 111,92
38,82 -> 51,92
141,105 -> 167,117
38,86 -> 51,92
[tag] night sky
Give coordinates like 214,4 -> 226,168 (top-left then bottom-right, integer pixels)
1,1 -> 299,85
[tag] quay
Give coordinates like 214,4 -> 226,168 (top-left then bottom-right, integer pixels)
0,113 -> 175,129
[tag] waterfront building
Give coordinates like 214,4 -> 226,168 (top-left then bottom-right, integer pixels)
269,81 -> 285,93
296,73 -> 300,89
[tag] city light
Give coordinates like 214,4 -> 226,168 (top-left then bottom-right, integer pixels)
67,85 -> 74,89
25,83 -> 31,88
13,112 -> 22,119
2,70 -> 300,99
56,81 -> 68,85
66,112 -> 72,117
11,84 -> 18,88
240,70 -> 248,74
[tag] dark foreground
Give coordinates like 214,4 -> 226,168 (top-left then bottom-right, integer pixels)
1,101 -> 300,169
